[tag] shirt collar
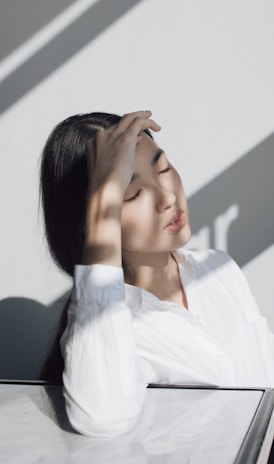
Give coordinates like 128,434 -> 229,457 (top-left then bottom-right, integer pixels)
125,248 -> 197,312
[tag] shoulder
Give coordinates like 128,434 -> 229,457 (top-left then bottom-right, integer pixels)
177,248 -> 242,280
178,247 -> 234,268
177,248 -> 262,321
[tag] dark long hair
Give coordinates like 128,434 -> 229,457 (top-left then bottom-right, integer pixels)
39,112 -> 152,382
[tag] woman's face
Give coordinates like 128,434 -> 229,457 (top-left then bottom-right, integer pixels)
121,133 -> 191,261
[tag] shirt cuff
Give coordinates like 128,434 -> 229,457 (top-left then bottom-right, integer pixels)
73,264 -> 125,304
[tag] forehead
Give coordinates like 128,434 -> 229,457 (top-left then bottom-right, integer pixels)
135,133 -> 159,161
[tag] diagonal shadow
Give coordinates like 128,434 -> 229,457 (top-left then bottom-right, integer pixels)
0,0 -> 77,61
0,0 -> 144,115
188,132 -> 274,267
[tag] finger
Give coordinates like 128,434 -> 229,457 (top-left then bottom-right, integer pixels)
125,116 -> 161,139
115,110 -> 152,134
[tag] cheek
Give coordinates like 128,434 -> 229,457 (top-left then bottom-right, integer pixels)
121,202 -> 155,249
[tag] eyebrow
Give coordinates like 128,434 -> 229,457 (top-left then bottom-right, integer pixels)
151,148 -> 164,166
129,148 -> 164,184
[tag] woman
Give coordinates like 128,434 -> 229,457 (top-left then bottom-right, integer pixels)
40,110 -> 274,437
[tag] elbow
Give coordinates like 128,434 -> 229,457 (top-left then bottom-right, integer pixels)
63,385 -> 147,437
65,402 -> 143,437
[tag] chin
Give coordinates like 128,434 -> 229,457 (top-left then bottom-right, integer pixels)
178,225 -> 192,248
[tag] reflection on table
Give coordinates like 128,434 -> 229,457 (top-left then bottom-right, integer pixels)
0,382 -> 273,463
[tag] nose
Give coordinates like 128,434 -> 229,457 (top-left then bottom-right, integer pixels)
155,185 -> 176,213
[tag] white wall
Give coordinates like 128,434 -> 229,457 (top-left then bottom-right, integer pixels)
1,0 -> 273,338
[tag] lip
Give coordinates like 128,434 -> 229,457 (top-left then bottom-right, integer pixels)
164,210 -> 186,233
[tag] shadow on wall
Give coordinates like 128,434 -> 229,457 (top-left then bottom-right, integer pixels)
0,0 -> 143,115
187,132 -> 274,266
0,295 -> 67,380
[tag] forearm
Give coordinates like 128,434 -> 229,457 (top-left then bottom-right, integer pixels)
61,265 -> 148,436
82,180 -> 124,267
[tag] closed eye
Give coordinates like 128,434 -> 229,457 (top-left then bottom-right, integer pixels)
125,189 -> 142,202
159,166 -> 171,174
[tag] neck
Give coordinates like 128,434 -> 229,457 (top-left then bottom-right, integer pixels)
123,251 -> 188,308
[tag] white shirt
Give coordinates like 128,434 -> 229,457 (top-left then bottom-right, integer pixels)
60,249 -> 274,437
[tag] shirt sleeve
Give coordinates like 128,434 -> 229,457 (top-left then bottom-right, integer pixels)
60,264 -> 154,437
